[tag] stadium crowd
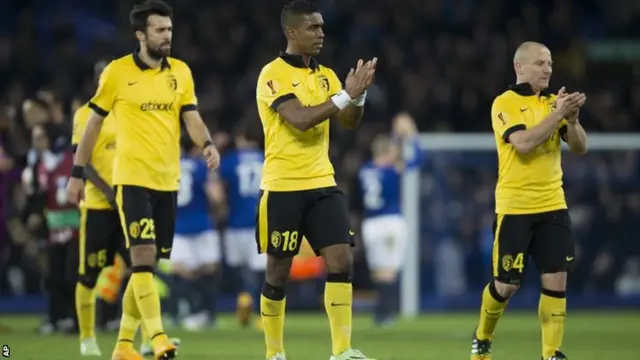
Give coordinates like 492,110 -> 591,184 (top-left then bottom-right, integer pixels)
1,0 -> 640,309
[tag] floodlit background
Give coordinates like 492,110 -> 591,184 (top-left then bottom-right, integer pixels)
0,0 -> 639,359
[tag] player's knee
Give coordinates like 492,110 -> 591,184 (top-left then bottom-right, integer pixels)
172,263 -> 196,280
320,244 -> 353,274
129,244 -> 157,267
78,274 -> 99,289
493,279 -> 519,299
199,263 -> 219,275
265,255 -> 292,287
540,271 -> 567,292
372,269 -> 397,283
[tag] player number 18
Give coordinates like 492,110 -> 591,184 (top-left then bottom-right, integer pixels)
281,230 -> 299,252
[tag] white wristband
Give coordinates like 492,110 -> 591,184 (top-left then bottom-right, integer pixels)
352,91 -> 367,107
331,90 -> 352,110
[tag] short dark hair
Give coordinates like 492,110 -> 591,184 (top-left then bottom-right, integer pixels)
129,0 -> 173,33
280,0 -> 320,29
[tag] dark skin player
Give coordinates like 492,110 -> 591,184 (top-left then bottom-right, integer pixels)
266,6 -> 377,292
277,10 -> 377,133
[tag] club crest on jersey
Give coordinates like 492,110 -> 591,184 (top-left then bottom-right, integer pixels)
129,221 -> 140,239
502,254 -> 513,272
271,230 -> 282,248
318,75 -> 330,92
167,74 -> 177,91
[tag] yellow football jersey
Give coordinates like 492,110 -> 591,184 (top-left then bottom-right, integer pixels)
492,84 -> 568,214
256,53 -> 342,191
72,104 -> 116,209
88,53 -> 198,191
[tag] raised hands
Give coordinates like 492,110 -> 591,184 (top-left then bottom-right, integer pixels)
555,86 -> 587,123
344,58 -> 378,99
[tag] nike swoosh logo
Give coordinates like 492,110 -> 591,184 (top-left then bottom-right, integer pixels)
330,302 -> 350,307
261,312 -> 279,317
566,256 -> 574,261
139,293 -> 153,300
128,81 -> 138,86
349,230 -> 355,236
292,82 -> 300,87
161,247 -> 172,253
520,108 -> 528,112
551,313 -> 566,317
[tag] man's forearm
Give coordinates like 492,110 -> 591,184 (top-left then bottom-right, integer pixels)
565,121 -> 588,154
279,100 -> 340,132
509,111 -> 564,153
74,114 -> 104,166
335,105 -> 364,130
183,111 -> 212,147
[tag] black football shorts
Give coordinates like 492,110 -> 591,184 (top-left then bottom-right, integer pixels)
115,185 -> 177,259
255,186 -> 354,258
78,208 -> 129,277
492,209 -> 575,285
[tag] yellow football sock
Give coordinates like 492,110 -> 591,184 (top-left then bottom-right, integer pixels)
260,284 -> 286,358
130,271 -> 167,348
539,289 -> 567,358
141,326 -> 150,346
324,274 -> 353,356
75,282 -> 96,340
117,280 -> 140,348
476,281 -> 508,340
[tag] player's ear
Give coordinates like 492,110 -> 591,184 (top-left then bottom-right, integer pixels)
285,26 -> 296,41
514,61 -> 524,76
135,30 -> 146,43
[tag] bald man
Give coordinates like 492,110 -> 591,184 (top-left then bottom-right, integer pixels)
470,42 -> 588,360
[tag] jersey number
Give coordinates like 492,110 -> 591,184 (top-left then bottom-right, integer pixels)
177,169 -> 194,207
281,230 -> 299,252
236,162 -> 263,196
361,172 -> 384,210
513,253 -> 524,273
130,218 -> 156,240
87,249 -> 108,269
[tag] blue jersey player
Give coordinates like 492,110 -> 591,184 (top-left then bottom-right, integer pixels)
170,136 -> 221,331
353,113 -> 422,326
215,124 -> 266,328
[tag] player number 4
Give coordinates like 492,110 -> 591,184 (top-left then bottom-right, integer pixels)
282,230 -> 299,252
513,253 -> 524,273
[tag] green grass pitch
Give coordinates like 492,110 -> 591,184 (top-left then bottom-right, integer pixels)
1,311 -> 638,359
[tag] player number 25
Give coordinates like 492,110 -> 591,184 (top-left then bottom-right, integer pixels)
282,230 -> 299,252
140,218 -> 156,240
